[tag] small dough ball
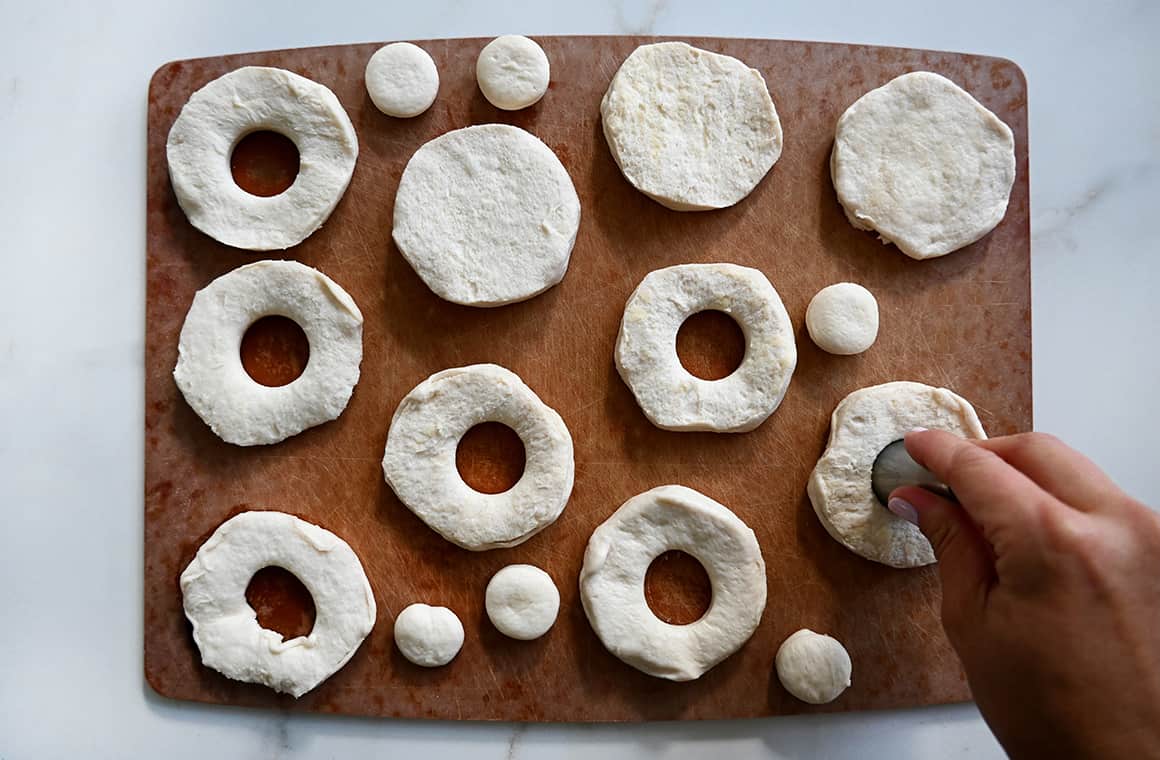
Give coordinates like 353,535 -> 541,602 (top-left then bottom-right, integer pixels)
485,564 -> 560,640
476,35 -> 550,110
393,603 -> 464,667
365,42 -> 439,117
775,629 -> 852,704
805,282 -> 879,355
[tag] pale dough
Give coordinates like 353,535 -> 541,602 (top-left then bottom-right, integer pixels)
393,603 -> 464,667
601,41 -> 782,210
485,564 -> 560,640
831,71 -> 1016,259
775,629 -> 852,704
476,35 -> 550,110
365,42 -> 439,118
805,282 -> 879,355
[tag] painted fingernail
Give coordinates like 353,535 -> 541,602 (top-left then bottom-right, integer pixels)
909,427 -> 928,434
888,497 -> 919,525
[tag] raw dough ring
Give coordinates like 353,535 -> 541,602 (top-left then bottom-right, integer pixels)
807,381 -> 987,568
179,511 -> 376,697
579,485 -> 767,681
616,263 -> 797,432
166,66 -> 358,250
173,260 -> 364,446
382,364 -> 574,550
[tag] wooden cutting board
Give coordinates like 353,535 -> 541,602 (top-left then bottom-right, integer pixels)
144,35 -> 1031,721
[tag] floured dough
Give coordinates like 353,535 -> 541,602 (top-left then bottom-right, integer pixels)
601,41 -> 782,210
393,603 -> 464,667
476,35 -> 550,110
580,485 -> 767,681
382,364 -> 574,550
365,42 -> 439,118
180,511 -> 376,697
485,564 -> 560,640
775,629 -> 852,704
832,71 -> 1016,259
173,260 -> 363,446
805,282 -> 879,355
167,66 -> 358,250
616,263 -> 796,432
808,381 -> 987,567
392,124 -> 581,306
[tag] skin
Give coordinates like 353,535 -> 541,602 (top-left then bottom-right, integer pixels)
887,430 -> 1160,760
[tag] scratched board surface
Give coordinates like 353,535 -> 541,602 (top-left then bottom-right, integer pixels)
144,36 -> 1031,721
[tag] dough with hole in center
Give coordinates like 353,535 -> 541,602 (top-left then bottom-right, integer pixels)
805,282 -> 879,355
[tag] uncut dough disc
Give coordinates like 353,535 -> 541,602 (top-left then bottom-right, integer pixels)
831,71 -> 1016,259
476,35 -> 550,110
393,603 -> 464,667
805,282 -> 879,355
485,564 -> 560,640
365,42 -> 439,117
775,629 -> 852,704
601,41 -> 782,211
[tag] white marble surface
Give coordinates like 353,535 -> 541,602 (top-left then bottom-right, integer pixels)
1,0 -> 1157,757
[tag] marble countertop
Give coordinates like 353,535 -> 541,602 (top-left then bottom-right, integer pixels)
1,0 -> 1157,757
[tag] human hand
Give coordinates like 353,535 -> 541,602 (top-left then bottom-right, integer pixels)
888,430 -> 1160,760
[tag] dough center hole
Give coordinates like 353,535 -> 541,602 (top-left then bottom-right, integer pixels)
456,422 -> 527,494
240,316 -> 310,387
245,566 -> 316,641
230,130 -> 300,197
676,310 -> 746,381
645,550 -> 712,625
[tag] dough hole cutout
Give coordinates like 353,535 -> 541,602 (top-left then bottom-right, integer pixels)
455,421 -> 526,495
239,315 -> 310,387
675,310 -> 746,381
230,130 -> 300,197
645,550 -> 712,625
245,566 -> 317,641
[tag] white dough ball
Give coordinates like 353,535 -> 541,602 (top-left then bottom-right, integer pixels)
775,629 -> 852,704
393,603 -> 464,667
365,42 -> 440,118
476,35 -> 550,110
485,564 -> 560,640
805,282 -> 879,355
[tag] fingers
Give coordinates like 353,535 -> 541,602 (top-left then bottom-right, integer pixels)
975,433 -> 1125,513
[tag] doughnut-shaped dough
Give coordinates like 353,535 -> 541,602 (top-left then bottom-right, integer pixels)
832,71 -> 1016,259
485,564 -> 560,640
179,511 -> 376,697
580,485 -> 767,681
382,364 -> 574,550
166,66 -> 358,250
476,35 -> 550,110
805,282 -> 879,355
392,124 -> 581,307
173,260 -> 363,446
808,381 -> 987,567
616,263 -> 796,432
775,629 -> 852,704
365,42 -> 439,118
601,42 -> 782,210
393,603 -> 464,667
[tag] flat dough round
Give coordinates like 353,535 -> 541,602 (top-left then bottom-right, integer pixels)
393,603 -> 464,667
167,66 -> 358,250
173,260 -> 364,446
179,511 -> 376,697
601,41 -> 782,211
580,485 -> 767,681
805,282 -> 879,355
485,564 -> 560,640
808,381 -> 987,567
775,629 -> 852,704
476,35 -> 550,110
616,263 -> 796,432
365,43 -> 439,118
831,71 -> 1016,259
382,364 -> 574,550
392,124 -> 581,306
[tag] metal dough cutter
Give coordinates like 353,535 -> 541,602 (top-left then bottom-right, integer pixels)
870,439 -> 956,506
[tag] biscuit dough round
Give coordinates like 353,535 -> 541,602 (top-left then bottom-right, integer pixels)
393,604 -> 464,667
808,381 -> 987,567
831,71 -> 1016,259
476,35 -> 550,110
580,485 -> 767,681
365,42 -> 439,117
775,629 -> 852,704
179,511 -> 376,697
805,282 -> 879,355
392,124 -> 581,306
601,41 -> 782,210
382,364 -> 574,550
485,564 -> 560,640
173,260 -> 364,446
616,263 -> 796,432
167,66 -> 358,250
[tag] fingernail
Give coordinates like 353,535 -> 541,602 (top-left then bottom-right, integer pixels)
888,497 -> 919,525
909,427 -> 928,434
